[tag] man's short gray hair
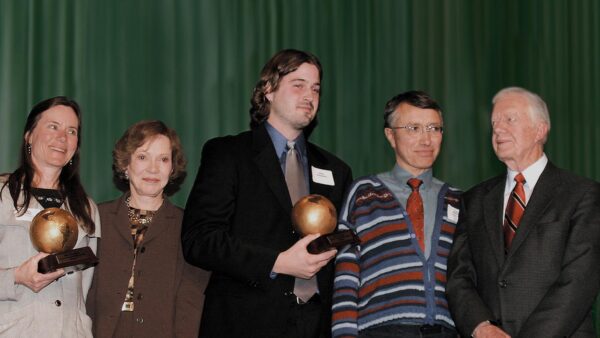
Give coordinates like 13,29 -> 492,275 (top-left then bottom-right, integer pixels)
492,86 -> 551,131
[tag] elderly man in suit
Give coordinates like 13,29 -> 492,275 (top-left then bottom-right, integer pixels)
447,87 -> 600,337
181,49 -> 352,338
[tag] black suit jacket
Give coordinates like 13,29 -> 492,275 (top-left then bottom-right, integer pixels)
447,162 -> 600,337
181,124 -> 352,338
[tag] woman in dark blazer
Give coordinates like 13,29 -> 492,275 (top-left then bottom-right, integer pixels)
87,120 -> 209,338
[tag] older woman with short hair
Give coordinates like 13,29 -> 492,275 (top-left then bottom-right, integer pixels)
87,120 -> 208,338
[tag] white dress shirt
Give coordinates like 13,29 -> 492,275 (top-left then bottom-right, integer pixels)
502,153 -> 548,214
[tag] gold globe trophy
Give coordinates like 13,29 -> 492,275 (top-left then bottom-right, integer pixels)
291,194 -> 360,254
30,208 -> 98,273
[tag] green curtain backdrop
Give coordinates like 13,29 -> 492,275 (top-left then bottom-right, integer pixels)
1,0 -> 599,333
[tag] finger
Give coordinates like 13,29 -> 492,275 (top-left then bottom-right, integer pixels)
314,248 -> 337,261
294,234 -> 319,252
30,252 -> 50,264
36,252 -> 50,259
308,251 -> 335,269
296,233 -> 321,247
312,255 -> 335,267
313,259 -> 329,270
39,268 -> 65,280
28,253 -> 50,272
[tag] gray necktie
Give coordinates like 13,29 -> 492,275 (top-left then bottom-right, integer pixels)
285,140 -> 317,303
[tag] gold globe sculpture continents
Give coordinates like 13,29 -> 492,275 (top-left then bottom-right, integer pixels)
30,208 -> 98,273
291,194 -> 360,254
30,208 -> 79,253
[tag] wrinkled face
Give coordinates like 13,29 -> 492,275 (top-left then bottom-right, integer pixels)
26,105 -> 79,173
384,103 -> 443,176
266,63 -> 320,134
126,135 -> 173,199
491,93 -> 547,170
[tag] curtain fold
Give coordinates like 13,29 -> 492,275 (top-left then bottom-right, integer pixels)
1,0 -> 598,333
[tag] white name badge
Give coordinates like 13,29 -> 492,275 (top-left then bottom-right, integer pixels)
447,204 -> 459,223
311,166 -> 335,186
15,207 -> 43,222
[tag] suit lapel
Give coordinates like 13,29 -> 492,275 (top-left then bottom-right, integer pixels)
483,177 -> 506,267
143,198 -> 177,245
111,195 -> 134,246
505,163 -> 560,261
252,125 -> 293,214
112,195 -> 177,246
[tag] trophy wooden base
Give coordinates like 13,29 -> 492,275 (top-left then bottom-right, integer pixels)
307,230 -> 360,254
38,247 -> 99,274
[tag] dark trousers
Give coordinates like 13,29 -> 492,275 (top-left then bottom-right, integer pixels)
282,294 -> 328,338
359,324 -> 458,338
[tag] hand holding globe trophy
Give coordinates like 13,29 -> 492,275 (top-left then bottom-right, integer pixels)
292,194 -> 360,254
30,208 -> 99,273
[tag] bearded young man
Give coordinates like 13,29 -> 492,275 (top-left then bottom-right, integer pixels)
182,49 -> 352,338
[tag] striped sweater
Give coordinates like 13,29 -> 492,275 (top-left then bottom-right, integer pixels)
331,175 -> 461,337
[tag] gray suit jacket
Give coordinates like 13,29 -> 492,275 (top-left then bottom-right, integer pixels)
447,162 -> 600,337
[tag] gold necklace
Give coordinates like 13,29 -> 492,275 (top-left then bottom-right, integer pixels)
125,196 -> 156,226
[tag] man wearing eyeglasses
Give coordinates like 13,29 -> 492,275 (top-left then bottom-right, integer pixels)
332,90 -> 461,338
447,87 -> 600,337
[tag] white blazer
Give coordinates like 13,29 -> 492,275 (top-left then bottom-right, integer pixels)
0,180 -> 101,338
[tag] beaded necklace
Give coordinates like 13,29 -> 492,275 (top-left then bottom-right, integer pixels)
31,188 -> 64,208
121,196 -> 157,312
126,196 -> 156,226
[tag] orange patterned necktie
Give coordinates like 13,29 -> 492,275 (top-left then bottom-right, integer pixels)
503,173 -> 526,252
407,178 -> 424,251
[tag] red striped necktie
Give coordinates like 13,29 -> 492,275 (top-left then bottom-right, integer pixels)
503,173 -> 526,252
